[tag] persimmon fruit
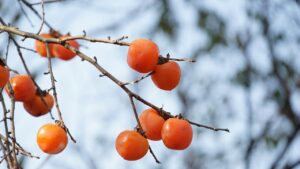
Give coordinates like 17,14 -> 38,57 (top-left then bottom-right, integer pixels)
5,75 -> 36,102
115,130 -> 149,161
37,123 -> 68,154
23,93 -> 54,117
35,33 -> 55,57
53,35 -> 80,60
161,118 -> 193,150
0,64 -> 9,88
139,108 -> 165,141
127,39 -> 159,73
151,61 -> 181,91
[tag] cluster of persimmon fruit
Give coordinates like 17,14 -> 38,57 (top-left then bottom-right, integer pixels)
127,39 -> 181,91
116,108 -> 193,161
116,39 -> 192,161
0,68 -> 68,155
35,33 -> 80,60
0,34 -> 189,161
0,32 -> 79,155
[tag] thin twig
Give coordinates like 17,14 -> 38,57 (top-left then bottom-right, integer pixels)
122,72 -> 153,86
0,134 -> 39,159
158,54 -> 196,64
287,159 -> 300,169
168,57 -> 196,62
19,0 -> 54,30
0,25 -> 130,46
58,35 -> 130,46
5,36 -> 10,61
0,139 -> 10,167
1,82 -> 18,167
45,43 -> 76,143
148,146 -> 160,164
0,149 -> 13,165
188,120 -> 230,132
19,46 -> 37,53
36,0 -> 45,34
17,0 -> 34,27
129,96 -> 160,163
0,93 -> 13,168
31,0 -> 71,5
8,89 -> 18,167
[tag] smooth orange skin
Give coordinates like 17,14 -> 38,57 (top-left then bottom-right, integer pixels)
115,130 -> 149,161
0,65 -> 9,88
151,61 -> 181,91
161,118 -> 193,150
53,36 -> 80,60
127,39 -> 159,73
37,123 -> 68,154
23,93 -> 54,117
139,108 -> 165,141
35,33 -> 55,57
5,75 -> 36,102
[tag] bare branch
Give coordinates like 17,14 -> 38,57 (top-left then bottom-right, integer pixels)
129,96 -> 160,164
122,72 -> 153,86
0,93 -> 13,168
0,128 -> 11,168
36,0 -> 45,34
187,120 -> 230,133
270,128 -> 300,169
45,43 -> 76,143
19,0 -> 55,30
31,0 -> 72,6
17,0 -> 34,27
8,95 -> 18,167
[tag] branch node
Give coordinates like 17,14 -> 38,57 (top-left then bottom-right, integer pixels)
93,56 -> 97,63
82,30 -> 86,37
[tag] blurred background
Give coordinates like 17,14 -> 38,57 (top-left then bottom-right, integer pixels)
0,0 -> 300,169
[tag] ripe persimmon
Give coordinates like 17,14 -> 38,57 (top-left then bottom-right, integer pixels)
115,130 -> 149,161
151,61 -> 181,91
127,39 -> 159,73
23,93 -> 54,117
37,123 -> 68,154
5,75 -> 36,102
161,118 -> 193,150
53,36 -> 79,60
139,108 -> 165,141
0,64 -> 9,88
35,33 -> 55,57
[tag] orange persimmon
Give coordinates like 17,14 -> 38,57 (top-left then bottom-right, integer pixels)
139,108 -> 165,141
161,118 -> 193,150
23,93 -> 54,117
5,75 -> 36,102
127,39 -> 159,73
53,35 -> 79,60
115,130 -> 149,161
0,64 -> 9,88
35,33 -> 55,57
37,123 -> 68,154
151,61 -> 181,91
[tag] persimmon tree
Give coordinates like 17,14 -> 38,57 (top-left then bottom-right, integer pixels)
0,0 -> 229,168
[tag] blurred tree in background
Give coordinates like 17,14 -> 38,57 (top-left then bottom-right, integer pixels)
0,0 -> 300,169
